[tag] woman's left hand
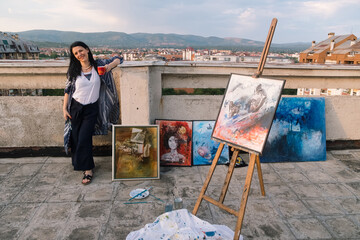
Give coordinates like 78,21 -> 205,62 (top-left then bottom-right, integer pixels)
104,64 -> 110,73
105,58 -> 121,72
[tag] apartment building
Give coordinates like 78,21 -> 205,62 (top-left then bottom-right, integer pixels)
299,32 -> 360,64
0,32 -> 40,60
182,47 -> 195,61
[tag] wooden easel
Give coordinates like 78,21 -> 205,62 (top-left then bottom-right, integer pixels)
192,18 -> 278,240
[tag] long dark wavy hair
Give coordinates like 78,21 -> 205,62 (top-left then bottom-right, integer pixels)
67,41 -> 98,81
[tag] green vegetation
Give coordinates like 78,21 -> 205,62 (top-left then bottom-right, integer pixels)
282,89 -> 297,95
162,88 -> 225,95
42,89 -> 64,96
163,88 -> 297,96
39,53 -> 59,59
193,88 -> 225,95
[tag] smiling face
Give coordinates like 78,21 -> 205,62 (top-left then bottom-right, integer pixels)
72,46 -> 89,64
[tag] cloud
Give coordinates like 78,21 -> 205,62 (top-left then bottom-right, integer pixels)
235,8 -> 257,32
1,0 -> 360,43
301,1 -> 342,18
0,0 -> 124,32
39,0 -> 122,31
223,8 -> 243,15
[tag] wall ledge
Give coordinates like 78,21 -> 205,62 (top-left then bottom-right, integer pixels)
1,140 -> 359,158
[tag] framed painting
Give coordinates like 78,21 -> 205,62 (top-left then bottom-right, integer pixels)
260,97 -> 326,162
193,120 -> 229,165
155,120 -> 192,166
212,74 -> 285,154
112,125 -> 160,180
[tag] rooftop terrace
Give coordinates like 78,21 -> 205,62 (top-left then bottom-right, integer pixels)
1,61 -> 360,239
1,150 -> 360,239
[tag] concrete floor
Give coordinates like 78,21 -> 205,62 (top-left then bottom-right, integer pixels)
0,149 -> 360,239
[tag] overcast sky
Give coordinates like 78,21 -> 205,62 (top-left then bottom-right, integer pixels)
1,0 -> 360,43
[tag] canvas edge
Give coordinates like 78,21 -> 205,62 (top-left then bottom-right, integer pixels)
112,124 -> 116,181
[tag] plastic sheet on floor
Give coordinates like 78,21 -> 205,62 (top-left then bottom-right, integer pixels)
126,209 -> 242,240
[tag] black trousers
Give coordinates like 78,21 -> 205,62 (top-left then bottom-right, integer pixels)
70,99 -> 98,171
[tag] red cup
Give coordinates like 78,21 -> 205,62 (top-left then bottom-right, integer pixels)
97,66 -> 106,75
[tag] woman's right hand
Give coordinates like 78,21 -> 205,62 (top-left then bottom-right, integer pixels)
63,108 -> 71,120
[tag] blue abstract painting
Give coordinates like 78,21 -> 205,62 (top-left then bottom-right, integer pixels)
193,121 -> 230,165
260,97 -> 326,163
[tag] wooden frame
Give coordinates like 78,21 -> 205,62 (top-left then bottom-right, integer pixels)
155,119 -> 193,167
112,125 -> 160,181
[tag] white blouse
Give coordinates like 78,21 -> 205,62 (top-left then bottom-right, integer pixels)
72,67 -> 100,105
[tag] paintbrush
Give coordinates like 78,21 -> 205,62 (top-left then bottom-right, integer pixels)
149,194 -> 165,203
123,201 -> 149,204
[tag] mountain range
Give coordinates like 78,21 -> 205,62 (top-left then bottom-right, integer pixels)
15,30 -> 310,52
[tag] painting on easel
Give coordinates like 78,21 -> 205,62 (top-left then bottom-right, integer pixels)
260,97 -> 326,162
212,74 -> 285,154
156,120 -> 192,166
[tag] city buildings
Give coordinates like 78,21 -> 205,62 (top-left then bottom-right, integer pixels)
182,47 -> 195,61
299,32 -> 360,64
0,32 -> 40,60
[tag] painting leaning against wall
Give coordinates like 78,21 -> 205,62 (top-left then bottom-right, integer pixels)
112,125 -> 160,180
156,120 -> 192,166
192,120 -> 229,165
260,97 -> 326,163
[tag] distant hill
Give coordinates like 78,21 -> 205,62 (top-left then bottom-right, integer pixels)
15,30 -> 310,52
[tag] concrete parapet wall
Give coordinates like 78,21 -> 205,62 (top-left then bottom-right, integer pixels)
160,95 -> 360,140
0,96 -> 111,147
1,61 -> 360,151
120,63 -> 360,142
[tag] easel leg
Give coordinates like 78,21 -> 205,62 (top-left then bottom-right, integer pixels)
192,143 -> 224,215
219,149 -> 239,203
234,153 -> 257,240
255,154 -> 266,196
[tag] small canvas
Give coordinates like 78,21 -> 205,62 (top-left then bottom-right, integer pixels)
260,97 -> 326,162
112,125 -> 159,180
212,74 -> 285,154
192,120 -> 229,165
156,120 -> 192,166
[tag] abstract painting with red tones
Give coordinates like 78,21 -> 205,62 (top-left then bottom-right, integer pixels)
155,120 -> 192,166
212,74 -> 285,154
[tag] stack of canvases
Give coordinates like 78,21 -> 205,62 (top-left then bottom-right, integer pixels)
155,119 -> 230,167
112,99 -> 327,181
111,119 -> 230,180
112,74 -> 327,181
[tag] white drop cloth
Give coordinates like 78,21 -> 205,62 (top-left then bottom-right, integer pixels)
126,209 -> 243,240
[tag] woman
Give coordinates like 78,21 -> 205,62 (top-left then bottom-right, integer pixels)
63,41 -> 123,184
